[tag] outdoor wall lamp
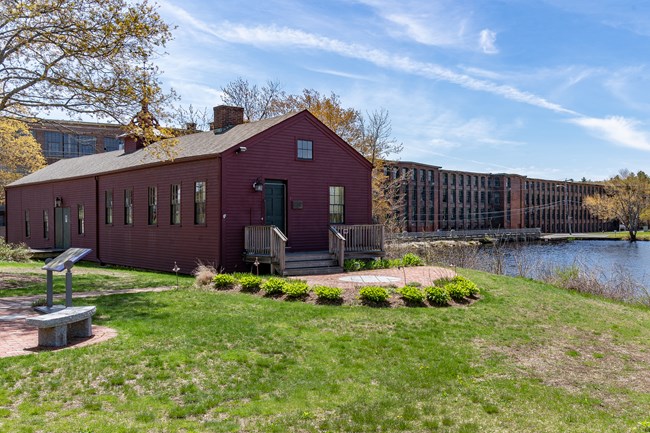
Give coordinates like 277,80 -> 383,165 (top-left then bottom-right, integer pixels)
253,178 -> 263,192
236,146 -> 247,154
54,196 -> 63,208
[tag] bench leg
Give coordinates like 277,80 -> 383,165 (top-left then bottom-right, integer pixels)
68,318 -> 93,338
38,325 -> 67,347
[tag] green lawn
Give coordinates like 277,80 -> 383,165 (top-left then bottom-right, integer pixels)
0,261 -> 193,298
1,265 -> 650,432
604,231 -> 650,241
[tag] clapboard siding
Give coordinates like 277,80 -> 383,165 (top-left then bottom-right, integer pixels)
220,113 -> 372,270
6,178 -> 98,259
98,158 -> 221,273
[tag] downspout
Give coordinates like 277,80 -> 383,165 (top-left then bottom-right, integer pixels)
95,176 -> 101,265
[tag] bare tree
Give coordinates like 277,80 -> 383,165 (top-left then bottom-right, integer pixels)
172,104 -> 211,132
220,78 -> 284,121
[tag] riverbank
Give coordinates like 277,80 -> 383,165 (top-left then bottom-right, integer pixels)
541,231 -> 650,241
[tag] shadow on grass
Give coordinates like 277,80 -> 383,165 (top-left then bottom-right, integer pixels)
86,293 -> 173,324
315,298 -> 344,306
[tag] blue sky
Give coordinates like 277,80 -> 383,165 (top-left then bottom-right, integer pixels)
154,0 -> 650,181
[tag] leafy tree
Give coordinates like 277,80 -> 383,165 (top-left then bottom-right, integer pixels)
272,89 -> 364,146
584,169 -> 650,241
0,0 -> 173,122
0,118 -> 46,202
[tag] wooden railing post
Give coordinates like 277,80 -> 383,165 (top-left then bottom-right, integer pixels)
329,226 -> 346,268
245,225 -> 287,275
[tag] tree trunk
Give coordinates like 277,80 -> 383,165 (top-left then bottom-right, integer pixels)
629,229 -> 637,242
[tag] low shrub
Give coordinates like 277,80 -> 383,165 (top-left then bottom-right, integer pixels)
0,238 -> 31,262
359,286 -> 390,303
213,273 -> 236,289
312,285 -> 343,301
444,280 -> 471,301
397,286 -> 426,303
283,280 -> 310,298
402,253 -> 424,267
238,274 -> 263,291
261,277 -> 287,295
344,259 -> 364,272
451,276 -> 480,296
425,285 -> 451,306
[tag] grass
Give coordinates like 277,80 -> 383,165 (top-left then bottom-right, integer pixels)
0,261 -> 193,298
603,231 -> 650,241
2,264 -> 650,431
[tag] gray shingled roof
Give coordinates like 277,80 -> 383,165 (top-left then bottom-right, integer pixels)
9,111 -> 299,187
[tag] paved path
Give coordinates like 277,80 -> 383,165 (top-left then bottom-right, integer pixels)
0,287 -> 172,358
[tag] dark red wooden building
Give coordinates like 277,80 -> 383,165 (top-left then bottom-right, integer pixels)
6,107 -> 383,275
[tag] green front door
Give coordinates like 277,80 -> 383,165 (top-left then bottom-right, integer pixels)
264,181 -> 286,235
55,207 -> 71,249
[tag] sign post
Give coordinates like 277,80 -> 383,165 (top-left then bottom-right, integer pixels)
37,248 -> 92,313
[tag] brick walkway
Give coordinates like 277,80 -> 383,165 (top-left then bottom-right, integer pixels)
298,266 -> 455,289
0,287 -> 172,358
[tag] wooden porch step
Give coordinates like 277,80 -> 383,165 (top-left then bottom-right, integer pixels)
284,266 -> 343,277
282,251 -> 342,276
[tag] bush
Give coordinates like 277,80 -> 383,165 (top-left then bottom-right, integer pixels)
238,274 -> 263,291
0,238 -> 31,262
261,277 -> 287,295
425,285 -> 451,306
344,259 -> 364,272
444,280 -> 471,301
359,286 -> 390,303
283,280 -> 310,298
313,285 -> 343,301
451,276 -> 480,296
213,273 -> 236,289
397,286 -> 426,303
402,253 -> 424,267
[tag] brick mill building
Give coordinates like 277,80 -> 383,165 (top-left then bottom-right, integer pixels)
386,161 -> 611,234
5,106 -> 382,274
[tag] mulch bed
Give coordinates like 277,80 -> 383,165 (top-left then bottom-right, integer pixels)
203,266 -> 480,308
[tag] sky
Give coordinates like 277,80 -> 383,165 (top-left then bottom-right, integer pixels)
152,0 -> 650,181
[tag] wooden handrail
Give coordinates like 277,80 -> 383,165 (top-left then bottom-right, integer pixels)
244,225 -> 287,275
328,226 -> 346,268
335,224 -> 384,253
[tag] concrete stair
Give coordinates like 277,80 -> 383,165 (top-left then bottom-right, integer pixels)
282,251 -> 343,276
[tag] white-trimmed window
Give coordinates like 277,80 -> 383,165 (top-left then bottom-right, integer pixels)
194,181 -> 206,225
329,186 -> 344,224
148,186 -> 158,225
170,184 -> 181,225
297,139 -> 313,160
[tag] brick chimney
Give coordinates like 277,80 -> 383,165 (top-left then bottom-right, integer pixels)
213,105 -> 244,134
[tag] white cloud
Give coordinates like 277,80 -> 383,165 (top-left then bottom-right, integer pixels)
357,0 -> 470,47
568,116 -> 650,151
479,29 -> 498,54
160,3 -> 578,116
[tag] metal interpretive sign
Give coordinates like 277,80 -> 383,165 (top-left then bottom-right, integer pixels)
37,248 -> 93,312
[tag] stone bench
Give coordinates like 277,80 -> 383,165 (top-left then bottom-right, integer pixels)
26,306 -> 96,347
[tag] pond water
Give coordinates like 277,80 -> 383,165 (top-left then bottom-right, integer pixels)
486,240 -> 650,288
